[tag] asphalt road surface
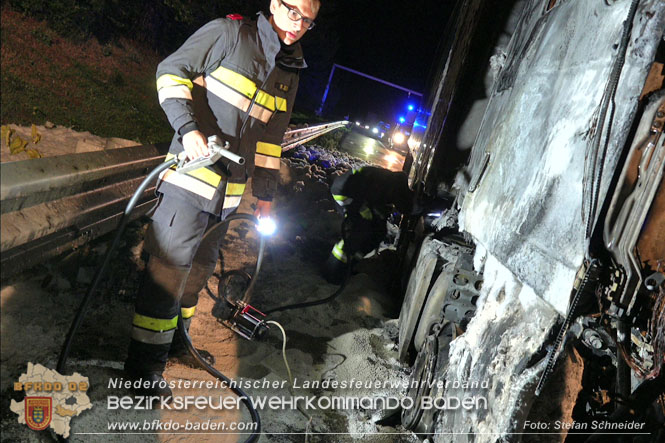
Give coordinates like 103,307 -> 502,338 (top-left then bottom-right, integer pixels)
338,128 -> 405,171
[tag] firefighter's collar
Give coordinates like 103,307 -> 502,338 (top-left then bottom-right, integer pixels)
257,12 -> 307,70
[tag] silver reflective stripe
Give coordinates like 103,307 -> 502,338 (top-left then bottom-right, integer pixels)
205,75 -> 274,123
181,317 -> 192,330
158,85 -> 193,104
249,105 -> 273,124
159,169 -> 217,200
223,195 -> 242,209
332,240 -> 347,263
131,327 -> 176,345
255,153 -> 281,170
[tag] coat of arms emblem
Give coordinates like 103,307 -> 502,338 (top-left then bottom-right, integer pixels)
25,397 -> 52,431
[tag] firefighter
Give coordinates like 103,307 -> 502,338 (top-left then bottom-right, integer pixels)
323,166 -> 413,284
125,0 -> 321,398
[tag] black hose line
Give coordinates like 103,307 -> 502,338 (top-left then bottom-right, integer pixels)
199,213 -> 265,304
211,270 -> 253,303
202,213 -> 261,240
177,314 -> 262,442
57,157 -> 179,373
264,260 -> 353,315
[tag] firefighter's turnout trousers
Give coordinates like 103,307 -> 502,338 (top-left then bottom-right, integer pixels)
125,194 -> 230,374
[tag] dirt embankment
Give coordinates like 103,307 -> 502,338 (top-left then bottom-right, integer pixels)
1,6 -> 171,144
1,123 -> 138,163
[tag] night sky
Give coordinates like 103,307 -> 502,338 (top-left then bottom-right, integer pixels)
301,0 -> 454,124
4,0 -> 453,128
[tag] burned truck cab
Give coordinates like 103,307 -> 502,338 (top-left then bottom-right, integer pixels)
397,0 -> 665,440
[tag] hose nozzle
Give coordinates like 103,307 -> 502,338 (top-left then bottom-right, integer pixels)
176,135 -> 245,174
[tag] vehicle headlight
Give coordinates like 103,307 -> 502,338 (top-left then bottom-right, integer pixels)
392,132 -> 406,145
385,152 -> 398,164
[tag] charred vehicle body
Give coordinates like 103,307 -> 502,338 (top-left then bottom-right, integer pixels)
396,0 -> 665,441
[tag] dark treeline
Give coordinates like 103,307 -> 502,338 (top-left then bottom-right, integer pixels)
7,0 -> 265,53
5,0 -> 340,114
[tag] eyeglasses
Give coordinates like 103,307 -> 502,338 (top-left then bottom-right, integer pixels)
280,0 -> 316,30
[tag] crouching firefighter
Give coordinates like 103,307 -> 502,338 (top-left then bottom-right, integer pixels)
125,0 -> 320,399
323,166 -> 413,284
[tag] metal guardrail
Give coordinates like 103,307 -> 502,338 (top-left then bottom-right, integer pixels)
282,120 -> 349,151
1,144 -> 170,279
0,122 -> 347,279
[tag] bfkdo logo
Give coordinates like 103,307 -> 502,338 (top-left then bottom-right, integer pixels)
25,397 -> 52,431
10,363 -> 93,438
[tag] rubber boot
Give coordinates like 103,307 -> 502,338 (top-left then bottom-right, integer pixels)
323,251 -> 349,285
125,255 -> 190,402
168,262 -> 216,368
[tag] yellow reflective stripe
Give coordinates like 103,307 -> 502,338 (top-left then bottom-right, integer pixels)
332,240 -> 347,263
164,153 -> 222,187
223,182 -> 244,208
133,313 -> 178,332
181,306 -> 196,319
161,169 -> 217,200
210,66 -> 256,98
360,206 -> 373,220
255,90 -> 276,111
223,195 -> 242,209
208,66 -> 282,111
205,71 -> 277,123
255,154 -> 281,170
226,183 -> 246,196
206,76 -> 251,111
158,85 -> 193,104
205,75 -> 272,122
209,67 -> 282,112
275,96 -> 287,112
157,74 -> 194,91
186,166 -> 222,187
333,194 -> 348,201
256,142 -> 282,158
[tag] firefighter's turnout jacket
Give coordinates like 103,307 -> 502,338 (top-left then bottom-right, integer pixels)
156,12 -> 306,214
125,13 -> 307,376
330,167 -> 412,263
